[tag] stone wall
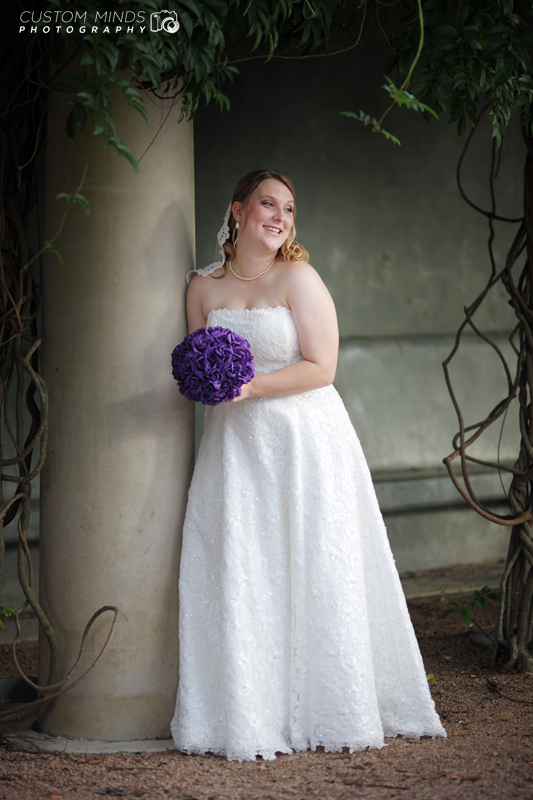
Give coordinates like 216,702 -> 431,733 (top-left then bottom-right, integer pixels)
193,26 -> 523,571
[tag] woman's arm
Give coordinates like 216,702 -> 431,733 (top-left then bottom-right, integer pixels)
235,262 -> 339,401
186,275 -> 208,334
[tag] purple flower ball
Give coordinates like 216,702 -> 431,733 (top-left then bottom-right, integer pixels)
171,326 -> 255,405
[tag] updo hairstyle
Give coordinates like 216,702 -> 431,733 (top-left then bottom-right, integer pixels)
222,169 -> 309,265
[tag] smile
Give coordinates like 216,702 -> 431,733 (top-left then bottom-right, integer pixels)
263,226 -> 282,234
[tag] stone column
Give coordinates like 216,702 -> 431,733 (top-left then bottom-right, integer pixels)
38,92 -> 195,740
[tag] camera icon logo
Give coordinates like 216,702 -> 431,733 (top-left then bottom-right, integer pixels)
150,10 -> 180,33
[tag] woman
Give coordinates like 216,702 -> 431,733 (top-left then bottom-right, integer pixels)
171,169 -> 446,761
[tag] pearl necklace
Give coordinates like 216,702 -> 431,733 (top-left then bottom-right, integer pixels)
229,257 -> 277,281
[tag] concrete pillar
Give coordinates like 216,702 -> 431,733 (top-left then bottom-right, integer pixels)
38,91 -> 195,740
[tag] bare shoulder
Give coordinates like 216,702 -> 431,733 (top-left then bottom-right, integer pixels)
188,266 -> 225,289
188,268 -> 224,302
281,260 -> 325,289
283,259 -> 319,277
281,260 -> 331,301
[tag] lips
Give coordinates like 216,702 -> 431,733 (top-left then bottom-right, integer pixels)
263,225 -> 282,235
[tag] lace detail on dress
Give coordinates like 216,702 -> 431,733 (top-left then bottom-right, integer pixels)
206,307 -> 301,375
186,204 -> 231,284
171,307 -> 446,761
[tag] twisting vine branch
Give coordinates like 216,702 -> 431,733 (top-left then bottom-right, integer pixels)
0,606 -> 119,726
0,14 -> 119,704
443,112 -> 533,673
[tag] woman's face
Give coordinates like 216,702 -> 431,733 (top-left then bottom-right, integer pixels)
234,179 -> 295,252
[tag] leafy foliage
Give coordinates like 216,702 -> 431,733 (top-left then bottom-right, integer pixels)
387,0 -> 533,144
36,0 -> 360,170
340,110 -> 402,146
341,78 -> 439,146
0,606 -> 14,632
342,0 -> 437,145
443,585 -> 500,630
382,75 -> 438,118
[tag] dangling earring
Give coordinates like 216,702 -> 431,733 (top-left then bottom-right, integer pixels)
232,219 -> 239,249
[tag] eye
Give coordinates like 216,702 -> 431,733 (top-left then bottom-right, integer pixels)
262,200 -> 273,207
285,207 -> 293,214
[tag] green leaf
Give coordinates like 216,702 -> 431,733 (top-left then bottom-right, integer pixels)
128,97 -> 150,125
494,50 -> 516,87
56,193 -> 91,214
104,135 -> 139,172
459,608 -> 474,628
178,9 -> 195,38
179,0 -> 202,19
95,107 -> 117,136
457,4 -> 469,26
436,24 -> 457,37
44,242 -> 65,264
512,43 -> 531,71
341,109 -> 401,146
80,51 -> 94,67
483,41 -> 509,60
100,40 -> 120,72
479,67 -> 490,94
141,59 -> 162,89
489,24 -> 514,36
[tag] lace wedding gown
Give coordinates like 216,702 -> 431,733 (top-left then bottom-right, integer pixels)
171,306 -> 446,761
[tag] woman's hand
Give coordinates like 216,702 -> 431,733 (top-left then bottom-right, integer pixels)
230,378 -> 255,402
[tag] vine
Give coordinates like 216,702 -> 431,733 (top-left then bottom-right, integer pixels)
382,0 -> 533,671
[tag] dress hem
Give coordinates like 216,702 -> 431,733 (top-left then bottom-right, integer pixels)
172,726 -> 447,762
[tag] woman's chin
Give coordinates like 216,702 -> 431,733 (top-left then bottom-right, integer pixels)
263,233 -> 286,250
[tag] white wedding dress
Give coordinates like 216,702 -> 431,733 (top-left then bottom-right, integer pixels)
171,306 -> 446,761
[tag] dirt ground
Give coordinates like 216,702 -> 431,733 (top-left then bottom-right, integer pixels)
1,595 -> 533,800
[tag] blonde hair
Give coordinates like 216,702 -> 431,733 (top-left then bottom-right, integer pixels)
221,170 -> 309,266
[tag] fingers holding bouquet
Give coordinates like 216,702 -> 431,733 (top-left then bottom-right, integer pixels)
229,377 -> 254,402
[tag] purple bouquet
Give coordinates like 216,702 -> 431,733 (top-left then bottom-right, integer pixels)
171,326 -> 255,406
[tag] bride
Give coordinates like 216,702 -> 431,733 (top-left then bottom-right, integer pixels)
171,169 -> 446,761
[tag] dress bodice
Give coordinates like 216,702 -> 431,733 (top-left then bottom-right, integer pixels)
206,307 -> 302,376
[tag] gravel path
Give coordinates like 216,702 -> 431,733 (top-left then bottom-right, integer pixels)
1,595 -> 533,799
